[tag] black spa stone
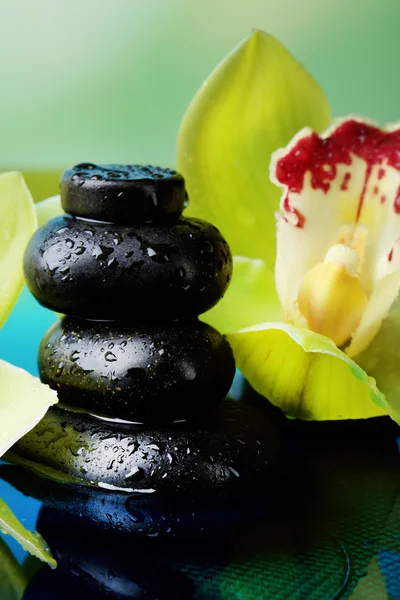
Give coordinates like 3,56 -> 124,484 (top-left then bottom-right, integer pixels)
23,215 -> 232,320
10,401 -> 281,502
60,163 -> 187,223
39,317 -> 235,422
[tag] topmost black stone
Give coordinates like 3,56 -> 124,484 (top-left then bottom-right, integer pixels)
60,163 -> 187,224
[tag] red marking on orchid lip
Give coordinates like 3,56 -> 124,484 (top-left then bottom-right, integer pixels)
388,248 -> 394,262
373,185 -> 379,195
394,187 -> 400,214
275,121 -> 400,220
340,172 -> 351,191
283,195 -> 305,228
381,195 -> 386,204
356,164 -> 372,222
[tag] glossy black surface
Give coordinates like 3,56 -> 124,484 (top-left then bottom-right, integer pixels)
24,215 -> 232,320
39,317 -> 235,422
60,163 -> 187,223
10,400 -> 282,501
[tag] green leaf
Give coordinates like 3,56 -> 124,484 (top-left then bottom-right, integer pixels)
0,360 -> 58,457
176,30 -> 331,270
201,255 -> 281,332
0,498 -> 56,569
0,537 -> 27,599
35,195 -> 63,227
0,172 -> 37,328
227,323 -> 387,420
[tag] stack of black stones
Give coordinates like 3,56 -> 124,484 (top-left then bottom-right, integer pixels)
16,164 -> 279,533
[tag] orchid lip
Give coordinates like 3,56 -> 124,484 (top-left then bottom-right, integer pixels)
272,117 -> 400,356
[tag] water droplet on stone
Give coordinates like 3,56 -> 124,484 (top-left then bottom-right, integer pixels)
105,351 -> 117,362
228,467 -> 240,477
70,350 -> 80,362
128,510 -> 145,523
101,245 -> 114,256
75,162 -> 96,170
205,241 -> 214,253
56,362 -> 63,377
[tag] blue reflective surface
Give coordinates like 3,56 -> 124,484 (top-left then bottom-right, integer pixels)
0,287 -> 56,376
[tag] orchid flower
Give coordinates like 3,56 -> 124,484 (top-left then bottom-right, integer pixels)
177,30 -> 399,424
0,171 -> 57,568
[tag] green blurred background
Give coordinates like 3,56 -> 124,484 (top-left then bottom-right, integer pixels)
1,0 -> 400,173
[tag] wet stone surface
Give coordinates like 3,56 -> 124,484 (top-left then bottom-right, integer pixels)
23,215 -> 232,320
11,400 -> 281,503
39,317 -> 235,422
60,163 -> 187,223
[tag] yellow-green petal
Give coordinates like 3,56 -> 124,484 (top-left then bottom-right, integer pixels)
0,360 -> 58,567
0,172 -> 37,328
0,537 -> 27,599
227,323 -> 387,420
35,195 -> 63,227
0,499 -> 56,569
176,30 -> 331,270
0,360 -> 58,457
201,255 -> 281,332
355,294 -> 400,424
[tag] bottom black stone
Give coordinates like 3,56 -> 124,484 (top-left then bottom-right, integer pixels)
0,462 -> 270,539
9,400 -> 281,504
